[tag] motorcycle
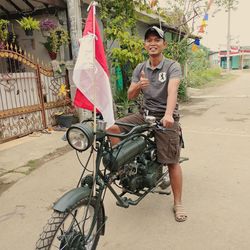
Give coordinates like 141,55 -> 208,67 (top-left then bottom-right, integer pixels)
36,115 -> 188,250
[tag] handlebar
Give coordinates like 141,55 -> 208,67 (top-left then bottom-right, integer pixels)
106,120 -> 175,139
78,117 -> 175,140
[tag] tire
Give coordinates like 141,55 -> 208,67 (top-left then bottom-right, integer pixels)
36,197 -> 104,250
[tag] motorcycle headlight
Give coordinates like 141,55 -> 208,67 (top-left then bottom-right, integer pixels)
66,123 -> 94,151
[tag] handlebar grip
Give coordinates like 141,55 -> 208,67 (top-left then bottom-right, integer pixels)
115,121 -> 137,128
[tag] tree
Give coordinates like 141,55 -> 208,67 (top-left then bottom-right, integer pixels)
97,0 -> 146,89
214,0 -> 238,9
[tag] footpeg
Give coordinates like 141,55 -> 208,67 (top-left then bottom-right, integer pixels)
151,189 -> 171,195
116,197 -> 129,208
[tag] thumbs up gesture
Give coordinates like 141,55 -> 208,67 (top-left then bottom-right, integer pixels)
139,70 -> 149,89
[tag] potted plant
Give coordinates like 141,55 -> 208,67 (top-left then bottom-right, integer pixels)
40,18 -> 57,36
114,89 -> 134,118
54,83 -> 78,128
42,37 -> 57,59
0,19 -> 9,49
16,16 -> 40,36
42,27 -> 69,59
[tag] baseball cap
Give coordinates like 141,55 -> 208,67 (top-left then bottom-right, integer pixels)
144,26 -> 165,40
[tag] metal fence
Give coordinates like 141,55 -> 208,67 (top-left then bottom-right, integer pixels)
0,43 -> 70,143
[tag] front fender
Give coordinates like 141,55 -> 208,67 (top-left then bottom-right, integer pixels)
53,186 -> 91,212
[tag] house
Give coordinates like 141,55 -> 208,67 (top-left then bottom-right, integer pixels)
218,46 -> 250,70
209,51 -> 220,68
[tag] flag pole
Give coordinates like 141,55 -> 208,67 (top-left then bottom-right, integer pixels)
92,1 -> 97,133
92,0 -> 97,196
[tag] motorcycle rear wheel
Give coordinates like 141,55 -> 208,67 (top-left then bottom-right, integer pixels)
36,197 -> 103,250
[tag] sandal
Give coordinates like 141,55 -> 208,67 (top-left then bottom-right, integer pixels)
173,204 -> 187,222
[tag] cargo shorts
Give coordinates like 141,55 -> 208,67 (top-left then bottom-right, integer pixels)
117,113 -> 182,165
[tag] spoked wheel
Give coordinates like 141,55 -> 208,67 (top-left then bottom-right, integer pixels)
36,197 -> 104,250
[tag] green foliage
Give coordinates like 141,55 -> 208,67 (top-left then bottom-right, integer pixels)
114,89 -> 132,118
42,27 -> 69,53
187,46 -> 210,71
0,19 -> 9,42
98,0 -> 144,75
114,89 -> 141,118
16,16 -> 40,31
187,67 -> 222,88
164,38 -> 189,65
178,78 -> 188,101
185,45 -> 222,88
163,38 -> 190,101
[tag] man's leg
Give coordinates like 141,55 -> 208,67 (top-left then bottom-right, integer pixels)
168,163 -> 183,205
168,163 -> 187,222
107,125 -> 121,145
107,113 -> 145,146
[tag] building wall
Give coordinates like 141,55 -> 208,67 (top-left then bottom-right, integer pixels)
243,55 -> 250,68
209,53 -> 220,67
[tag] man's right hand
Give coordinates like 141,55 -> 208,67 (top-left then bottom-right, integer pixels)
139,70 -> 149,89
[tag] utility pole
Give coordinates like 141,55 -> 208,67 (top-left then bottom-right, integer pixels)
226,0 -> 231,71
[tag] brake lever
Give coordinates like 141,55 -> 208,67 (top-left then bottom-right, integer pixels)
155,121 -> 166,131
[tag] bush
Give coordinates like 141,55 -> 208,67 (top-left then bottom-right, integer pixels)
187,67 -> 221,88
178,78 -> 188,101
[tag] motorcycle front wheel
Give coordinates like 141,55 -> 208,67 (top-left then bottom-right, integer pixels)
36,197 -> 104,250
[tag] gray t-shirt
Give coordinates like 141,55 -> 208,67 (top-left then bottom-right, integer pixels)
132,57 -> 182,116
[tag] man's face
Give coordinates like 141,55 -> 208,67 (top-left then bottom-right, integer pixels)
144,34 -> 166,56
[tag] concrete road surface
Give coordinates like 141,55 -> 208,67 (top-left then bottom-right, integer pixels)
0,71 -> 250,250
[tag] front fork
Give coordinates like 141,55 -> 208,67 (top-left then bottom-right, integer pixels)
81,140 -> 107,239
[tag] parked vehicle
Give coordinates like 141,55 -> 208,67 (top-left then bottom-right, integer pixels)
36,115 -> 188,250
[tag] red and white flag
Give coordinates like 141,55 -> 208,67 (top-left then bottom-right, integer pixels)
73,5 -> 114,128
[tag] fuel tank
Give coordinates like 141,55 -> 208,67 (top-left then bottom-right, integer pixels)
103,136 -> 146,171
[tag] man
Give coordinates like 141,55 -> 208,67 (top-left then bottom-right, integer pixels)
108,26 -> 187,222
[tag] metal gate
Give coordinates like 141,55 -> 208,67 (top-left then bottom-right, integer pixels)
0,43 -> 70,143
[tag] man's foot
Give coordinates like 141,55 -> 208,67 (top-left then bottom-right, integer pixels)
173,204 -> 187,222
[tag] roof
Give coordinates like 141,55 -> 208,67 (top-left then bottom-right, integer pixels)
0,0 -> 66,18
135,9 -> 198,40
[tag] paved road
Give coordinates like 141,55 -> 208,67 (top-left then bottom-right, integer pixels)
0,71 -> 250,250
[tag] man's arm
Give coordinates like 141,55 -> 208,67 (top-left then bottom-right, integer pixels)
161,78 -> 180,127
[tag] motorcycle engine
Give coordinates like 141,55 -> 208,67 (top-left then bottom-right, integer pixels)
118,148 -> 161,193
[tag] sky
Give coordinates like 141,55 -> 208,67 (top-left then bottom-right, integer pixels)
202,0 -> 250,50
158,0 -> 250,51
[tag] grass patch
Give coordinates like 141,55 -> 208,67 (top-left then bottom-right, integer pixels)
178,67 -> 240,102
186,67 -> 239,89
187,67 -> 222,88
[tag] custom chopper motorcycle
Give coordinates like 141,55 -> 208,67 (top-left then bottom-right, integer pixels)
36,115 -> 188,250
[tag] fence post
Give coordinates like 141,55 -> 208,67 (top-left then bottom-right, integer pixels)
36,65 -> 47,128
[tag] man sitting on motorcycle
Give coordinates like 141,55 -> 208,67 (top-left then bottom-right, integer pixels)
107,26 -> 187,222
